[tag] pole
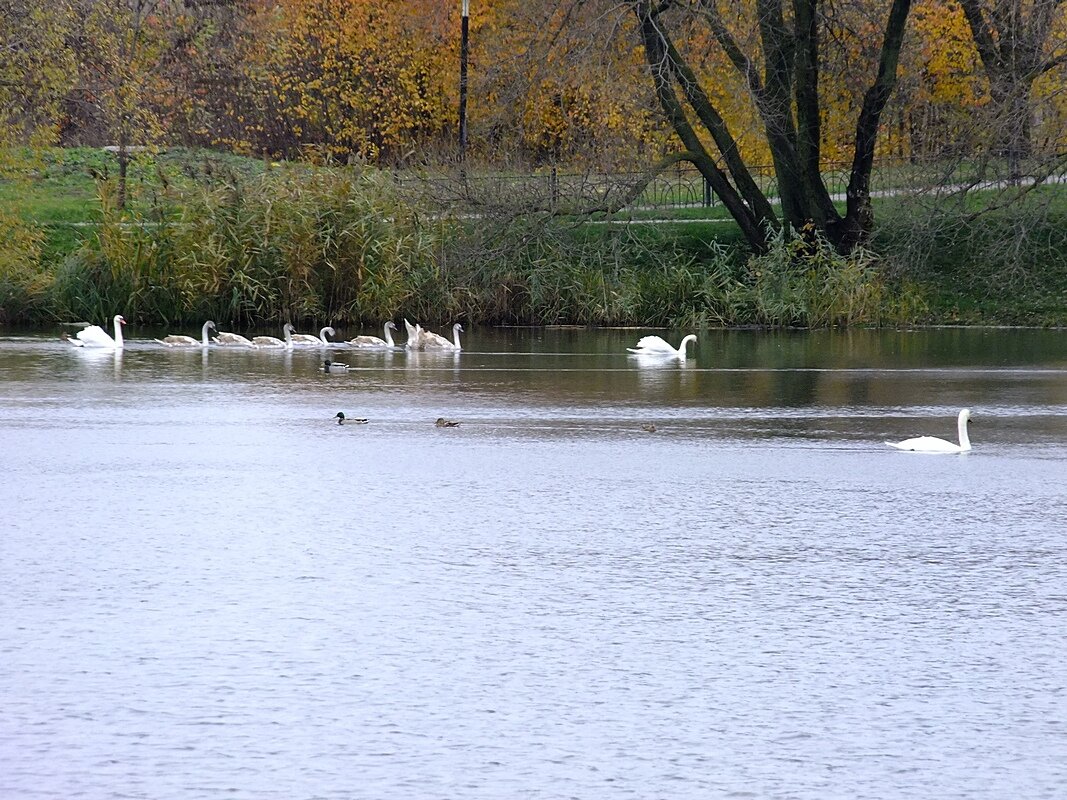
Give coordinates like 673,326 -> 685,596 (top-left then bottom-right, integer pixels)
459,0 -> 469,162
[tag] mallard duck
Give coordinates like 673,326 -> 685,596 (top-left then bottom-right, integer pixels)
435,417 -> 460,428
322,359 -> 350,373
335,412 -> 368,425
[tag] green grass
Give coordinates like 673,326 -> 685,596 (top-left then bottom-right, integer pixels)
3,147 -> 1066,326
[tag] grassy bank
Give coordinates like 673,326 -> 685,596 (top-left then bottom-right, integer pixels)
2,148 -> 1065,327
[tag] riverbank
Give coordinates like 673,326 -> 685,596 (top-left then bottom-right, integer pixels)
2,148 -> 1065,327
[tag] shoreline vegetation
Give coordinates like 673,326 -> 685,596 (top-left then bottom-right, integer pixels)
2,148 -> 1065,329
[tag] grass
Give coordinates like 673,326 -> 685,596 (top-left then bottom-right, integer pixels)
2,147 -> 1066,327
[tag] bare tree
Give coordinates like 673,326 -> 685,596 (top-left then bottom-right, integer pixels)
958,0 -> 1067,176
627,0 -> 913,253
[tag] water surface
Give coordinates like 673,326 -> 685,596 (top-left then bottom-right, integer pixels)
2,326 -> 1065,799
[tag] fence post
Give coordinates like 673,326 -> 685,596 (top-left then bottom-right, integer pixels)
550,165 -> 559,210
703,174 -> 712,207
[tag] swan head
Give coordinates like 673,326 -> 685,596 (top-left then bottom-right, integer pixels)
115,315 -> 126,326
323,326 -> 336,337
959,408 -> 971,423
680,334 -> 697,350
454,323 -> 464,332
205,321 -> 216,330
284,323 -> 295,333
386,321 -> 398,331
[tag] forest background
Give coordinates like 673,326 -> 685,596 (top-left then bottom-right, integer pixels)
1,0 -> 1065,329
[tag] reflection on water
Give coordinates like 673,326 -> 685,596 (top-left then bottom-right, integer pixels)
1,327 -> 1066,800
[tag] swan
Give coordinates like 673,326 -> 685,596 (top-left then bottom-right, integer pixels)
252,323 -> 295,349
435,417 -> 460,428
417,323 -> 464,350
155,320 -> 215,347
291,326 -> 337,346
886,409 -> 972,453
627,334 -> 697,359
65,315 -> 126,348
403,319 -> 424,349
349,321 -> 398,349
335,412 -> 368,425
322,359 -> 350,373
214,329 -> 257,347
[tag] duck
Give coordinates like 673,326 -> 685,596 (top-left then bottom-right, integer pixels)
213,329 -> 257,347
642,423 -> 657,433
252,323 -> 295,349
322,359 -> 350,373
886,408 -> 972,453
418,323 -> 464,351
155,320 -> 215,347
348,321 -> 399,349
64,315 -> 125,349
627,334 -> 697,359
435,417 -> 461,428
292,326 -> 337,346
335,412 -> 368,425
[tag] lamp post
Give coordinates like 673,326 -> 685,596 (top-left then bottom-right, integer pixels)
459,0 -> 469,162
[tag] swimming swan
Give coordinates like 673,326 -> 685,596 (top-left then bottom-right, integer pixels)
292,326 -> 337,346
66,315 -> 126,349
322,359 -> 350,373
252,323 -> 295,349
214,329 -> 257,347
418,323 -> 463,351
627,334 -> 697,359
349,321 -> 398,349
155,320 -> 215,347
403,319 -> 424,349
886,409 -> 972,453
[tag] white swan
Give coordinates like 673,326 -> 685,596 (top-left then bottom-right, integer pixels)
214,329 -> 257,347
403,319 -> 424,350
627,334 -> 697,359
322,359 -> 350,373
291,326 -> 336,346
65,315 -> 125,348
252,323 -> 295,349
349,321 -> 398,349
155,320 -> 215,347
417,322 -> 463,350
886,409 -> 972,453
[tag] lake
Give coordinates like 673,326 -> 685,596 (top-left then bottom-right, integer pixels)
1,325 -> 1065,799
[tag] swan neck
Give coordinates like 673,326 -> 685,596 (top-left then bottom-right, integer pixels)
113,316 -> 124,348
384,324 -> 395,347
201,322 -> 211,346
958,415 -> 971,451
453,325 -> 462,348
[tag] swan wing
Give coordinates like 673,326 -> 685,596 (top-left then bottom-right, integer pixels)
76,325 -> 116,347
251,335 -> 285,347
348,336 -> 388,348
419,330 -> 454,349
886,436 -> 961,453
156,334 -> 198,347
215,332 -> 255,347
629,335 -> 675,353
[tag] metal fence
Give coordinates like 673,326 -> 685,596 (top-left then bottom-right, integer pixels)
399,156 -> 1066,214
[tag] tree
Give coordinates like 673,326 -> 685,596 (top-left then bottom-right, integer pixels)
957,0 -> 1067,174
622,0 -> 913,253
